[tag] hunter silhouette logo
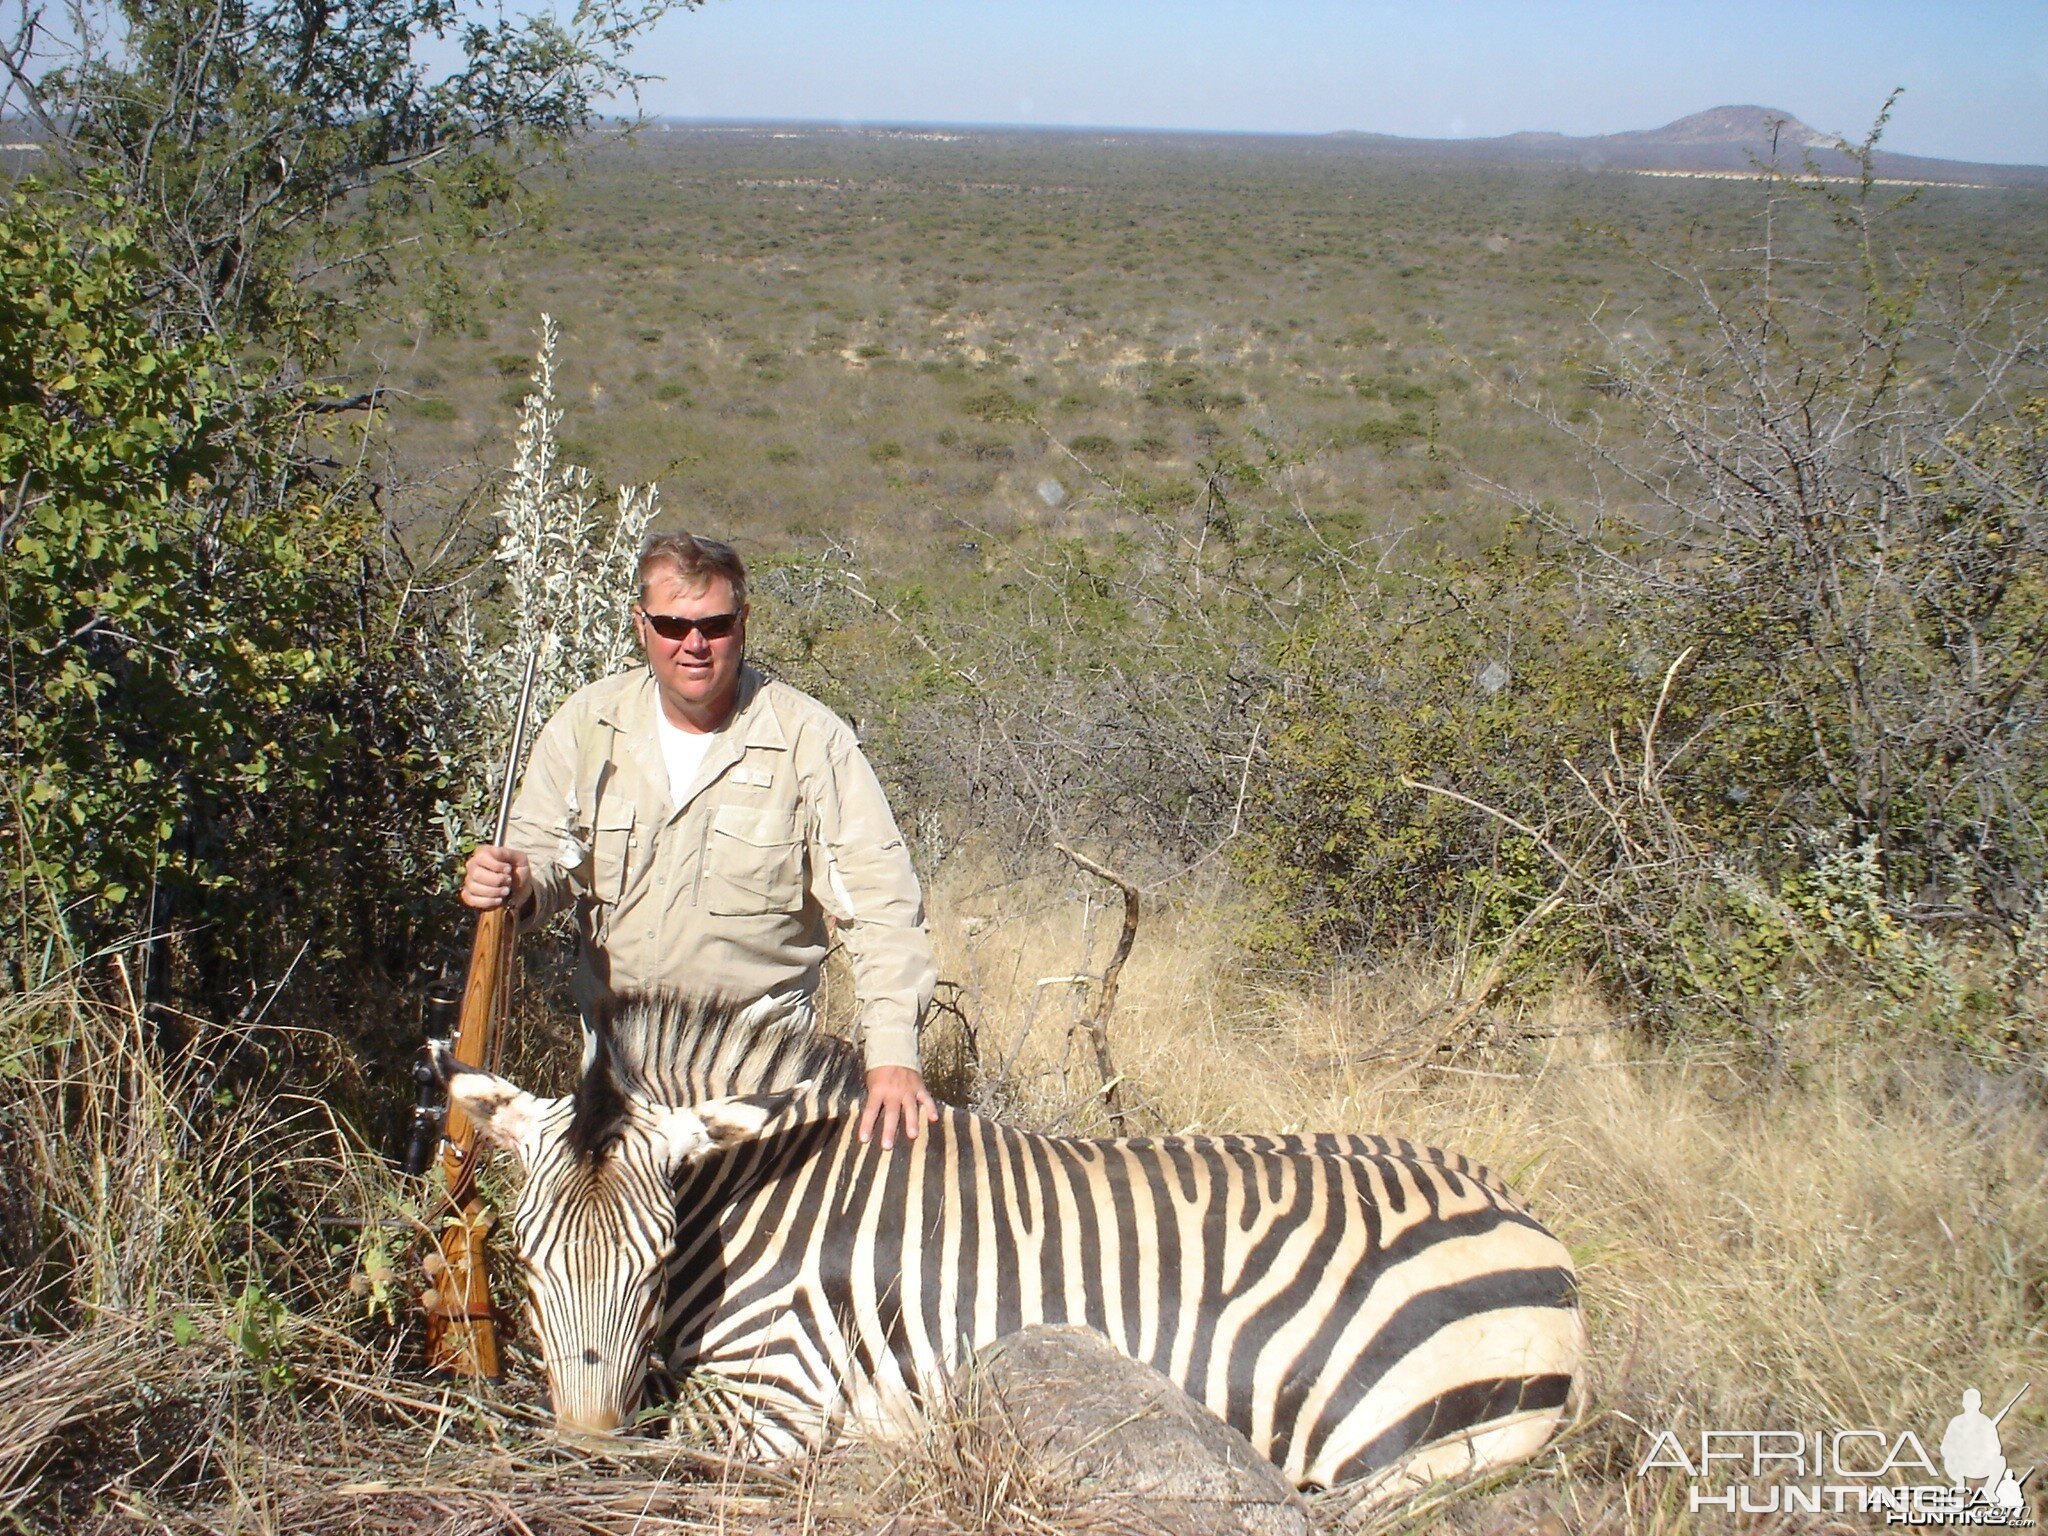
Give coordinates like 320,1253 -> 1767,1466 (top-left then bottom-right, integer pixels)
1943,1388 -> 2032,1517
1638,1382 -> 2035,1524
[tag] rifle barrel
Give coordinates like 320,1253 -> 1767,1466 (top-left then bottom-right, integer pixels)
1992,1383 -> 2029,1425
492,649 -> 542,848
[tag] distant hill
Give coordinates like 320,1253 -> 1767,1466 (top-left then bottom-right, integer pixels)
1599,105 -> 1845,150
1328,106 -> 2048,189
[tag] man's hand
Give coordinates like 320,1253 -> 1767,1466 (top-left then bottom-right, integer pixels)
461,845 -> 532,912
859,1064 -> 939,1150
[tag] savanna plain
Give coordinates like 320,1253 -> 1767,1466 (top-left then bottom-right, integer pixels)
8,125 -> 2047,1533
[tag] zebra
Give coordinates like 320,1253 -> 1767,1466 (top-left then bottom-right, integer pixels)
434,993 -> 1584,1501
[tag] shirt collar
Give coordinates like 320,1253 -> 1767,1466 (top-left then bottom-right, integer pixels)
729,666 -> 789,751
597,667 -> 788,827
596,663 -> 785,748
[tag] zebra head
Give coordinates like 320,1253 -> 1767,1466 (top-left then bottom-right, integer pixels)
430,1038 -> 787,1434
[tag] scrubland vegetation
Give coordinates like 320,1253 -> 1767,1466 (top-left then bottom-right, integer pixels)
3,15 -> 2045,1525
4,886 -> 2042,1532
375,128 -> 2048,559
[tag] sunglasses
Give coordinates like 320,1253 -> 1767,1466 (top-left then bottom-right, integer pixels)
638,609 -> 742,642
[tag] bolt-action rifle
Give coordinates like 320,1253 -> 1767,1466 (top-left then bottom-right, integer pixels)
404,649 -> 540,1377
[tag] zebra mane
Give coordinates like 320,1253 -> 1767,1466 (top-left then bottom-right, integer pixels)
566,1027 -> 632,1164
590,991 -> 865,1109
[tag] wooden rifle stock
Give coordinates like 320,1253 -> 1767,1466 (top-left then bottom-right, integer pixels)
421,903 -> 515,1377
420,649 -> 540,1380
439,903 -> 516,1201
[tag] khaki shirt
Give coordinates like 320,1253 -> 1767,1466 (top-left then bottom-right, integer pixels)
505,665 -> 934,1072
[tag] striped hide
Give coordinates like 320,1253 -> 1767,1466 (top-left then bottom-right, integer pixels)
438,994 -> 1584,1500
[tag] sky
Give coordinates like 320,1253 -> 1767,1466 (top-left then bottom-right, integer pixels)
627,0 -> 2048,167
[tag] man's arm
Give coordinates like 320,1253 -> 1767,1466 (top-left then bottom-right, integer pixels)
805,726 -> 940,1148
461,705 -> 582,924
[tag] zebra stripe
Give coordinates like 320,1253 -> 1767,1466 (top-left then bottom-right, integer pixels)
483,995 -> 1583,1495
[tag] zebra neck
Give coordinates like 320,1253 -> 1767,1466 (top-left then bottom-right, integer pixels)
596,992 -> 866,1106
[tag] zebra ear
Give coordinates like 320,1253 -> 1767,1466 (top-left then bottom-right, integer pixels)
646,1104 -> 720,1172
699,1096 -> 778,1146
432,1042 -> 551,1158
648,1091 -> 788,1168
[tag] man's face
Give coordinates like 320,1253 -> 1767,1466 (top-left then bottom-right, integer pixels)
635,569 -> 747,729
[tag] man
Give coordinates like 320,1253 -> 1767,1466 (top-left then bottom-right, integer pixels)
461,532 -> 939,1147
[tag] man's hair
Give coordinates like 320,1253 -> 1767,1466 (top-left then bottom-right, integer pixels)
637,531 -> 747,609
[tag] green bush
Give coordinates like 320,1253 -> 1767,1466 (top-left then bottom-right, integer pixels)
1236,546 -> 1636,962
1348,374 -> 1435,403
1334,412 -> 1423,452
0,190 -> 451,993
1142,366 -> 1244,412
960,386 -> 1029,423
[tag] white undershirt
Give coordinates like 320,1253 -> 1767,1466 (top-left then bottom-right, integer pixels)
653,707 -> 718,810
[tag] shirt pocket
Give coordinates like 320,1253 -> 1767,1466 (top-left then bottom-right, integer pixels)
704,802 -> 805,916
589,810 -> 637,908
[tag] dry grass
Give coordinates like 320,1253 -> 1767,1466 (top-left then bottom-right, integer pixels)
3,880 -> 2042,1531
921,859 -> 2048,1531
